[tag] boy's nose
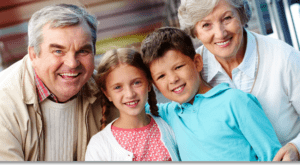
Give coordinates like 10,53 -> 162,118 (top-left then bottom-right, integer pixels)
168,73 -> 179,84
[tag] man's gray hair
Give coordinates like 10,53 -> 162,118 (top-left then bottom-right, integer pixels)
28,4 -> 98,55
178,0 -> 252,38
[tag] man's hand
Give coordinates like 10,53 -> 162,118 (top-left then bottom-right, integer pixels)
273,143 -> 300,161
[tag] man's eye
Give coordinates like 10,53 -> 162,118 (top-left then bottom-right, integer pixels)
78,50 -> 90,55
53,50 -> 63,55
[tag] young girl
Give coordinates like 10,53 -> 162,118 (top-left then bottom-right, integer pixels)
85,48 -> 180,161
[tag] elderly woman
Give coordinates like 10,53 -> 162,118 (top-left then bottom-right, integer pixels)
178,0 -> 300,161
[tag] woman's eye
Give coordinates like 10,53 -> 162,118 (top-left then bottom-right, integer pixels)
202,23 -> 210,28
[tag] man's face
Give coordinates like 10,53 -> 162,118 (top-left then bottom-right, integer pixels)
29,22 -> 95,103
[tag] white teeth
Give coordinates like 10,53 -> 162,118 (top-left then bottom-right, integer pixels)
173,85 -> 184,92
125,101 -> 138,105
60,73 -> 79,77
216,40 -> 230,45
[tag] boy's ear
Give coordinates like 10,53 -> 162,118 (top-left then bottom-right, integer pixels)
101,88 -> 112,102
194,54 -> 203,72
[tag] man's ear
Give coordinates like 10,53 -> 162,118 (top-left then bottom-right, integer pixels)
194,53 -> 203,72
101,88 -> 112,102
28,46 -> 37,61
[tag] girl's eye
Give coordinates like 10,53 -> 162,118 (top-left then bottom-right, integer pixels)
134,81 -> 141,85
114,86 -> 121,90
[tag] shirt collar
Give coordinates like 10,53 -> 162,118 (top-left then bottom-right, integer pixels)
236,29 -> 257,79
204,29 -> 257,82
176,83 -> 231,109
34,70 -> 59,103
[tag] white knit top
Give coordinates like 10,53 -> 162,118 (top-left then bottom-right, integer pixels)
40,98 -> 78,161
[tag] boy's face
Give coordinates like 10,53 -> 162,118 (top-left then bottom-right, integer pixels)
149,50 -> 203,104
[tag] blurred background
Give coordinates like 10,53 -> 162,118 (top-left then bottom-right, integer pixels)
0,0 -> 299,102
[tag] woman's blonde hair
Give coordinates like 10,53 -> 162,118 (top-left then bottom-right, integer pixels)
95,48 -> 159,130
178,0 -> 252,38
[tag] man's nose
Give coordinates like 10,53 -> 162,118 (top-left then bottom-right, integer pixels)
64,54 -> 80,68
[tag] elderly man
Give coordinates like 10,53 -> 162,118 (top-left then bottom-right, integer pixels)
0,4 -> 118,161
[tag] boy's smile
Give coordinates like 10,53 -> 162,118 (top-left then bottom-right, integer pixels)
149,50 -> 203,104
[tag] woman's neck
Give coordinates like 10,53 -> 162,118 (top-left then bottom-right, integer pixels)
113,111 -> 151,129
215,30 -> 247,79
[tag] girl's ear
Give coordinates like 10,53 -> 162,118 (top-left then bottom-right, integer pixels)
194,54 -> 203,72
101,88 -> 112,102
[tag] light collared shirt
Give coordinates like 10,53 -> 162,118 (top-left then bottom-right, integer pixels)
146,83 -> 281,161
34,71 -> 59,103
196,29 -> 258,93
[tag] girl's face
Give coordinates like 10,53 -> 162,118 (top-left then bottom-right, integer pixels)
194,0 -> 246,61
103,64 -> 151,118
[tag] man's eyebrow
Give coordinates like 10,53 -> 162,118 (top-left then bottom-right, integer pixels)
80,44 -> 93,50
49,44 -> 65,49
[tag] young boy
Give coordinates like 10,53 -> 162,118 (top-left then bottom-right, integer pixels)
141,27 -> 281,161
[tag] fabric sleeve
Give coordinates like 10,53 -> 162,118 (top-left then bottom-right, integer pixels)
0,121 -> 24,161
0,94 -> 25,161
285,49 -> 300,152
232,92 -> 282,161
145,102 -> 173,123
85,135 -> 108,161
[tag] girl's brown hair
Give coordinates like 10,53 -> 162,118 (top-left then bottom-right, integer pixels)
95,48 -> 159,130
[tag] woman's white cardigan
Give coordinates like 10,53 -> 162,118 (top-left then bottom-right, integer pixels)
197,30 -> 300,152
85,114 -> 180,161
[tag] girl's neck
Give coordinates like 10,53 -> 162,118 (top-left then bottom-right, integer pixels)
113,112 -> 151,129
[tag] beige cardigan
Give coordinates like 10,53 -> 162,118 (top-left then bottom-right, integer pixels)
0,55 -> 119,161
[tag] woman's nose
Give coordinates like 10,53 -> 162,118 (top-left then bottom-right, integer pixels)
214,23 -> 227,39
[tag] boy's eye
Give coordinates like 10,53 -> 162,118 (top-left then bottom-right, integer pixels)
157,74 -> 165,80
175,65 -> 184,70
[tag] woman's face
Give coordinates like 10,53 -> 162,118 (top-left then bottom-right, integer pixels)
194,0 -> 246,61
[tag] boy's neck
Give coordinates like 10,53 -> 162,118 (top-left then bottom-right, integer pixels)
113,112 -> 151,129
187,80 -> 212,105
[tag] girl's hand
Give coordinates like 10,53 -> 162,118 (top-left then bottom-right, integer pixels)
273,143 -> 300,161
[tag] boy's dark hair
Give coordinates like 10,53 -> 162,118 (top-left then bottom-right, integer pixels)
141,27 -> 196,67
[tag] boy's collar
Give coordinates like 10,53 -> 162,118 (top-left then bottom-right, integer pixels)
175,83 -> 231,107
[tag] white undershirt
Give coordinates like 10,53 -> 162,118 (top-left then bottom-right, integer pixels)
40,98 -> 78,161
